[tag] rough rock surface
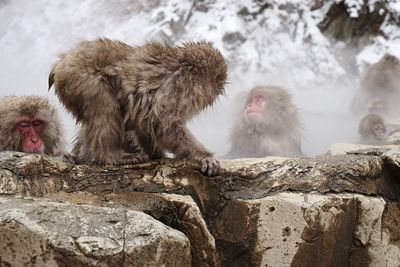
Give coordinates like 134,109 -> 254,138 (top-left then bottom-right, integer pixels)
386,129 -> 400,146
46,191 -> 218,267
319,1 -> 387,45
215,192 -> 400,266
1,146 -> 400,266
0,196 -> 191,267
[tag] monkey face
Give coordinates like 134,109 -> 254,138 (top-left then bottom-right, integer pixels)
371,124 -> 385,140
245,94 -> 266,119
15,116 -> 45,153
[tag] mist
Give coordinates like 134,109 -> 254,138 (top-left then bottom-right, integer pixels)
0,0 -> 386,157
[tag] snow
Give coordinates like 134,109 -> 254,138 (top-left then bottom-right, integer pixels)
344,0 -> 364,18
0,0 -> 399,156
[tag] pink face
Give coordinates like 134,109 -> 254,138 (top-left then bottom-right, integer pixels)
245,94 -> 266,118
15,116 -> 45,153
372,124 -> 385,140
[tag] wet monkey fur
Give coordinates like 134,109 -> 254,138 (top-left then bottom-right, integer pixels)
49,38 -> 227,176
0,95 -> 65,155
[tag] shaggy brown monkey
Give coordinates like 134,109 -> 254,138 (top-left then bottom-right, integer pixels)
358,114 -> 386,145
49,38 -> 227,176
225,85 -> 303,158
352,54 -> 400,117
0,96 -> 65,155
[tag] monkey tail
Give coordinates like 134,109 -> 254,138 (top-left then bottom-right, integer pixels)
48,68 -> 55,90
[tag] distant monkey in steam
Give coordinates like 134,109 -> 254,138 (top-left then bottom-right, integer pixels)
49,38 -> 227,176
358,114 -> 386,145
0,96 -> 65,155
352,54 -> 400,117
225,85 -> 303,158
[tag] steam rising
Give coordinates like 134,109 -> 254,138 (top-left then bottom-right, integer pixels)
0,0 -> 398,156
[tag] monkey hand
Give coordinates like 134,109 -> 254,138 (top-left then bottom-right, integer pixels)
200,156 -> 220,176
122,152 -> 149,165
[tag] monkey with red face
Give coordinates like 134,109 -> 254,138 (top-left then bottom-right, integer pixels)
358,114 -> 386,145
0,96 -> 65,155
16,117 -> 45,153
225,85 -> 303,159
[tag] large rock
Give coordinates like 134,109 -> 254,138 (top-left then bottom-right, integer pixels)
327,143 -> 380,156
318,1 -> 388,45
0,196 -> 191,267
1,150 -> 398,199
214,192 -> 400,266
1,147 -> 400,266
46,191 -> 218,267
386,129 -> 400,146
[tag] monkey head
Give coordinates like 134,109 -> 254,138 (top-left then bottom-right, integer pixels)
176,42 -> 227,118
243,85 -> 294,127
0,96 -> 64,155
359,114 -> 386,141
371,123 -> 385,140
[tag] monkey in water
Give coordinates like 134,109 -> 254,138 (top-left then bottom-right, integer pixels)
49,38 -> 227,176
225,85 -> 303,159
0,95 -> 65,155
358,114 -> 386,145
352,54 -> 400,117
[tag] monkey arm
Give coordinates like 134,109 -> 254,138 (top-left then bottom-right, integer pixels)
158,124 -> 219,176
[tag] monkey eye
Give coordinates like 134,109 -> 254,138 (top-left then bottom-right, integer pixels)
17,121 -> 29,128
251,95 -> 265,102
32,120 -> 44,127
255,95 -> 265,101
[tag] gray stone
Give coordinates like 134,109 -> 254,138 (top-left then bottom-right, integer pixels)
0,196 -> 191,267
386,130 -> 400,145
216,192 -> 400,266
2,149 -> 400,266
45,191 -> 218,267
